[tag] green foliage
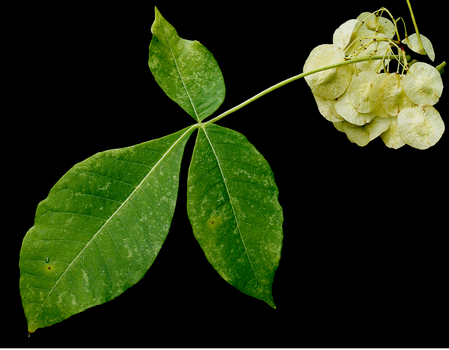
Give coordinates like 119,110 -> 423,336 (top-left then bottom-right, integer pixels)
187,124 -> 283,308
19,126 -> 195,332
19,7 -> 282,333
148,7 -> 225,122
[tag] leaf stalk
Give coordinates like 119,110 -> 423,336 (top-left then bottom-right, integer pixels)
204,55 -> 401,125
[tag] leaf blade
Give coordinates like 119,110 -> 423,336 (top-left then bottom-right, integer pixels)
148,7 -> 225,122
20,126 -> 196,332
187,124 -> 283,307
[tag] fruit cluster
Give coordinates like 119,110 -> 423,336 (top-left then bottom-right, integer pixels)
303,11 -> 444,149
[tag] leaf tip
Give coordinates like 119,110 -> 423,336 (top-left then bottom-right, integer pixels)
151,7 -> 162,34
265,295 -> 276,309
154,6 -> 164,21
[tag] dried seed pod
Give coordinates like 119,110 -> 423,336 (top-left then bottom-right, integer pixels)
334,90 -> 376,125
365,117 -> 392,141
402,62 -> 443,106
333,19 -> 363,50
303,44 -> 353,99
380,116 -> 406,149
357,12 -> 396,38
402,33 -> 435,61
334,121 -> 370,146
313,94 -> 344,122
397,104 -> 445,149
348,70 -> 378,113
380,73 -> 414,116
370,73 -> 391,118
333,117 -> 391,146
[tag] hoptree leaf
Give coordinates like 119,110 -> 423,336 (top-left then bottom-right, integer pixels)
19,125 -> 196,333
187,123 -> 283,308
148,7 -> 225,122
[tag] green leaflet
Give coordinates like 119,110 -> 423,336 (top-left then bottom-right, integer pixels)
19,126 -> 195,332
148,7 -> 225,122
187,124 -> 283,308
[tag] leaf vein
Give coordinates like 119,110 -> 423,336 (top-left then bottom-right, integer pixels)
21,272 -> 57,283
113,157 -> 153,169
189,163 -> 220,188
161,20 -> 199,120
93,240 -> 113,287
116,214 -> 145,260
82,170 -> 136,188
66,189 -> 122,204
138,185 -> 166,233
106,228 -> 131,278
39,224 -> 95,237
232,195 -> 276,212
217,225 -> 237,246
42,210 -> 108,222
38,238 -> 90,246
202,126 -> 261,288
196,179 -> 225,205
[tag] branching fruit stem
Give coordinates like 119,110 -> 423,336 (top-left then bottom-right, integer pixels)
405,0 -> 425,55
436,61 -> 446,74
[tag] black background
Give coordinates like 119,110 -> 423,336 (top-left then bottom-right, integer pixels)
8,1 -> 448,347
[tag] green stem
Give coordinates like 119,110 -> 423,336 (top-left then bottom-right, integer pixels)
405,0 -> 425,55
436,61 -> 446,74
204,55 -> 400,125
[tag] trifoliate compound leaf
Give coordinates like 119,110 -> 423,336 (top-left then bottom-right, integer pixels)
357,12 -> 396,39
380,116 -> 406,149
333,19 -> 363,50
187,124 -> 283,308
402,33 -> 435,61
303,44 -> 352,99
348,70 -> 378,113
148,7 -> 225,122
313,94 -> 344,122
380,73 -> 414,116
19,126 -> 196,332
402,62 -> 443,106
397,104 -> 445,149
334,90 -> 376,125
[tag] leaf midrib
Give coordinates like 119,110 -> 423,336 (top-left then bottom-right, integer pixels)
161,21 -> 199,121
201,125 -> 262,289
34,125 -> 196,319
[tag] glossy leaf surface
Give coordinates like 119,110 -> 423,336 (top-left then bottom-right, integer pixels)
148,7 -> 225,122
187,124 -> 283,308
19,126 -> 195,332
